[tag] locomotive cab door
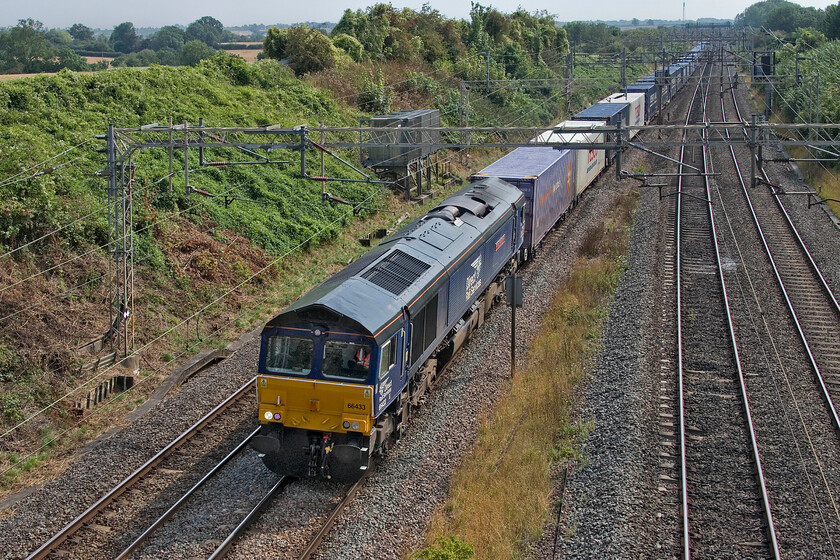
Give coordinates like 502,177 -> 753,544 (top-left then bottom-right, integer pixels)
374,329 -> 404,417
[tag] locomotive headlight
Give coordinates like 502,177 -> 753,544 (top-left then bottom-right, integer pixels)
264,411 -> 273,420
342,421 -> 351,429
351,422 -> 360,431
273,412 -> 281,420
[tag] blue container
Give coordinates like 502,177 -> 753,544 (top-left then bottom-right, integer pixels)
573,103 -> 628,160
626,82 -> 659,121
470,147 -> 576,251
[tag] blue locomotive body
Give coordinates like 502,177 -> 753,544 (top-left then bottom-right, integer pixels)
253,178 -> 524,481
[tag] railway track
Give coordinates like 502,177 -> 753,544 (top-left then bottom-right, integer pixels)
726,70 -> 840,429
108,427 -> 288,560
24,379 -> 258,560
701,55 -> 840,553
674,60 -> 777,558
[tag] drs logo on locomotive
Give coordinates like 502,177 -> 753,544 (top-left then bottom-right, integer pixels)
465,254 -> 483,300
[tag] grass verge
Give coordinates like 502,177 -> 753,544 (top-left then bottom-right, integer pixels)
415,190 -> 637,559
786,145 -> 840,218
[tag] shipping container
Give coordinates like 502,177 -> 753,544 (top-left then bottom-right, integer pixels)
654,69 -> 672,104
573,103 -> 627,160
668,64 -> 684,91
531,120 -> 605,198
627,82 -> 659,121
600,92 -> 646,136
470,147 -> 576,251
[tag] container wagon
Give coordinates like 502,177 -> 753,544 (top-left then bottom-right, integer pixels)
600,92 -> 646,136
573,103 -> 628,160
625,82 -> 659,122
470,146 -> 575,258
532,120 -> 606,199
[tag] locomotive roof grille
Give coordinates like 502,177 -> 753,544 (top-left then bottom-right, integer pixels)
361,249 -> 431,295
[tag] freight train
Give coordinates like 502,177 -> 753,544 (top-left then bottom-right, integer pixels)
250,44 -> 708,482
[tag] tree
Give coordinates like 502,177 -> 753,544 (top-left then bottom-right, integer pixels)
110,22 -> 139,53
155,47 -> 180,65
0,19 -> 54,73
151,26 -> 186,51
795,27 -> 826,50
68,23 -> 93,42
180,39 -> 215,66
283,25 -> 336,75
262,26 -> 289,59
484,9 -> 509,43
46,29 -> 73,46
186,16 -> 224,46
358,68 -> 393,113
823,2 -> 840,40
333,33 -> 364,62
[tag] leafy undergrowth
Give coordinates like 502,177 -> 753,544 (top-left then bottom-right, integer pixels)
0,53 -> 391,491
417,190 -> 637,559
0,39 -> 648,496
0,180 -> 463,496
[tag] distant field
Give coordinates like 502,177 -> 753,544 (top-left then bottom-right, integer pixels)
224,49 -> 261,62
0,48 -> 260,81
84,56 -> 116,64
0,73 -> 45,81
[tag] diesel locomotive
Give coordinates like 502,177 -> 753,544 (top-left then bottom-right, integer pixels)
252,178 -> 525,482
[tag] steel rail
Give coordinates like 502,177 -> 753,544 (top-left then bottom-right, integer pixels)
725,69 -> 840,435
296,473 -> 369,560
710,63 -> 781,559
207,475 -> 290,560
676,61 -> 707,560
24,378 -> 257,560
677,60 -> 778,558
114,426 -> 262,559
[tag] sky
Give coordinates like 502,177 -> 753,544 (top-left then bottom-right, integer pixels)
0,0 -> 832,29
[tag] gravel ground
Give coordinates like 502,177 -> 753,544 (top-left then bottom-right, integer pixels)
0,171 -> 631,560
541,59 -> 840,560
0,335 -> 261,560
709,67 -> 840,555
297,173 -> 634,560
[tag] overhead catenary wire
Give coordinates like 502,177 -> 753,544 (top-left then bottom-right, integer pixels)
0,33 -> 652,444
0,184 -> 385,441
0,77 -> 560,440
0,200 -> 212,324
0,139 -> 92,189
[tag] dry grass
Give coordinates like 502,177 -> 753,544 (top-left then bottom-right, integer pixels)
785,145 -> 840,217
419,191 -> 637,559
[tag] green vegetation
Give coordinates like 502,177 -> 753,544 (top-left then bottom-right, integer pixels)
752,20 -> 840,214
413,537 -> 475,560
421,191 -> 637,559
0,19 -> 91,74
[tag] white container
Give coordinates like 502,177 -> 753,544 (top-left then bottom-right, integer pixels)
600,92 -> 646,137
532,120 -> 606,197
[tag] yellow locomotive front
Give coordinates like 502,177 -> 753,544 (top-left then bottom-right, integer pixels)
252,327 -> 381,482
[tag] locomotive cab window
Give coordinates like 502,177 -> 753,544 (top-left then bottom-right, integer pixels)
265,335 -> 313,375
379,337 -> 397,379
322,341 -> 370,381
